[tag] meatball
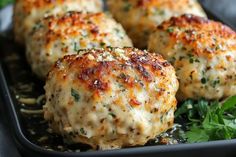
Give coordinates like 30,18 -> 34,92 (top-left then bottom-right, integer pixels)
26,12 -> 133,79
107,0 -> 206,49
43,47 -> 179,150
13,0 -> 103,44
148,14 -> 236,100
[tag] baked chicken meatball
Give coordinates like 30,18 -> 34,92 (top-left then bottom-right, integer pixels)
107,0 -> 206,49
26,12 -> 133,79
148,14 -> 236,100
43,47 -> 179,150
13,0 -> 103,44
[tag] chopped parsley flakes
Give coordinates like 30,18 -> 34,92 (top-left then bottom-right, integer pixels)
175,96 -> 236,143
71,88 -> 80,102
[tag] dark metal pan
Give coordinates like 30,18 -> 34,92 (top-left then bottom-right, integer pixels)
0,1 -> 236,157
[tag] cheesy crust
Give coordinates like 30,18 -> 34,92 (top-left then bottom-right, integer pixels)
107,0 -> 206,49
44,47 -> 179,149
148,14 -> 236,100
13,0 -> 103,44
26,12 -> 133,79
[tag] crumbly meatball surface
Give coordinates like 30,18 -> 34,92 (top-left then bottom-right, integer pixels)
13,0 -> 103,44
43,47 -> 179,150
148,14 -> 236,100
107,0 -> 206,49
26,12 -> 133,79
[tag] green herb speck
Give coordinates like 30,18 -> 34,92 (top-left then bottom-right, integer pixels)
109,112 -> 116,118
100,42 -> 106,47
189,58 -> 194,63
80,128 -> 87,135
212,79 -> 220,88
123,2 -> 132,12
73,42 -> 80,52
167,27 -> 174,33
0,0 -> 14,8
71,88 -> 80,102
201,78 -> 207,84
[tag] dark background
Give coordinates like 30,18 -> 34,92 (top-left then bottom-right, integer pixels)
0,0 -> 236,157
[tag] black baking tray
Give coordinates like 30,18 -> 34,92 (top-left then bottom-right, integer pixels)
1,2 -> 236,157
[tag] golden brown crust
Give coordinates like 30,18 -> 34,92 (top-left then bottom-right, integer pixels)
148,14 -> 236,100
15,0 -> 68,12
107,0 -> 206,49
121,0 -> 201,11
26,11 -> 132,79
50,47 -> 173,95
13,0 -> 103,44
14,0 -> 103,16
156,14 -> 236,57
40,12 -> 112,49
45,47 -> 179,149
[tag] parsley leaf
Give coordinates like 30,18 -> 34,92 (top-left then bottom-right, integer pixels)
221,96 -> 236,112
80,128 -> 87,135
109,112 -> 116,118
71,88 -> 80,102
167,27 -> 174,33
73,42 -> 80,52
123,2 -> 132,12
186,126 -> 209,143
0,0 -> 14,8
175,96 -> 236,143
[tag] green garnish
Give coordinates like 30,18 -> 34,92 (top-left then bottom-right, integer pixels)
123,2 -> 132,12
189,58 -> 194,63
32,23 -> 43,32
175,96 -> 236,143
201,77 -> 207,84
167,27 -> 174,33
159,10 -> 165,15
109,112 -> 116,118
73,42 -> 80,52
0,0 -> 14,8
71,88 -> 80,102
212,79 -> 220,88
80,128 -> 87,135
153,8 -> 165,16
100,42 -> 106,47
